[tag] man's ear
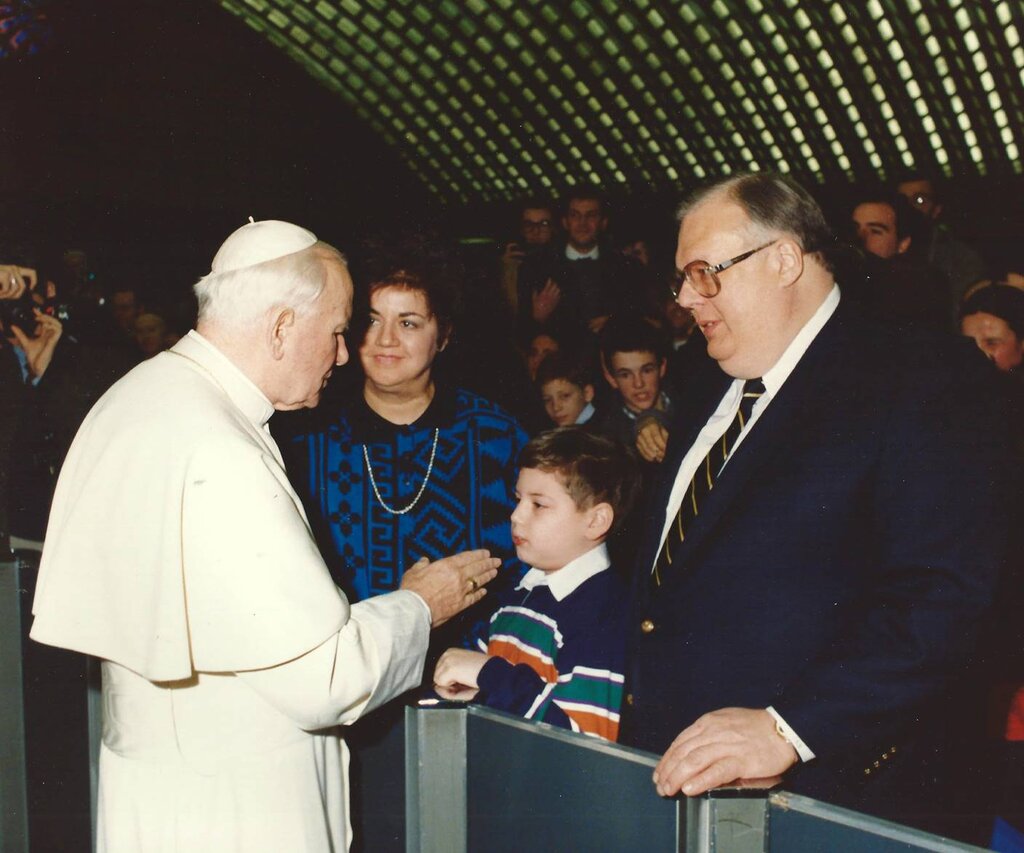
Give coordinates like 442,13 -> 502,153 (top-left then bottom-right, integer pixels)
584,502 -> 614,541
269,308 -> 295,360
583,383 -> 595,403
897,235 -> 912,255
658,358 -> 667,379
775,238 -> 805,288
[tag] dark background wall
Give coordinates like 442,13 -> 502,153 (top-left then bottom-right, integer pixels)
1,0 -> 433,294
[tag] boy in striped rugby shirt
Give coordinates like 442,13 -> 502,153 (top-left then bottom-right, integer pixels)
433,427 -> 640,741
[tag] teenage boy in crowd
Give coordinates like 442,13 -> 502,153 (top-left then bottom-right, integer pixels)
594,315 -> 676,465
433,427 -> 640,741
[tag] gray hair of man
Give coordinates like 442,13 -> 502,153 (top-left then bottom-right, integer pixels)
677,172 -> 834,272
193,242 -> 346,330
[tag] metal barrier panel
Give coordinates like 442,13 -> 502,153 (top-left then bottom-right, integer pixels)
407,704 -> 686,853
767,792 -> 985,852
9,551 -> 93,852
406,707 -> 468,853
0,559 -> 28,853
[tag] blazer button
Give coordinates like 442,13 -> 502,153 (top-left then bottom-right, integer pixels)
625,693 -> 634,706
640,619 -> 655,634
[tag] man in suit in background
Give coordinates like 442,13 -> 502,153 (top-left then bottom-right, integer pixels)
619,173 -> 1008,839
516,188 -> 645,337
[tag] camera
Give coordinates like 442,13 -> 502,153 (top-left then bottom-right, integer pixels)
0,285 -> 38,334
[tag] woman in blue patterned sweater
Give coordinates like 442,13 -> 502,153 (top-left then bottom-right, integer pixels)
290,242 -> 529,662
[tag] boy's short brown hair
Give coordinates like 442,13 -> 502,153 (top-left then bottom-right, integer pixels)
535,351 -> 594,392
519,427 -> 640,536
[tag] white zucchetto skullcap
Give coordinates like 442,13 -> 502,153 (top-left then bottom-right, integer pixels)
211,217 -> 318,274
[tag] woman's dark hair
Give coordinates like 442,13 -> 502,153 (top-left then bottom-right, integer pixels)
348,234 -> 461,346
960,284 -> 1024,339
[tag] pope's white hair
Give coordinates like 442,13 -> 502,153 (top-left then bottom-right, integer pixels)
193,241 -> 346,329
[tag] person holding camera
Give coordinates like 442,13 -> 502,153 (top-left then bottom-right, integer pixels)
0,260 -> 132,548
0,265 -> 63,547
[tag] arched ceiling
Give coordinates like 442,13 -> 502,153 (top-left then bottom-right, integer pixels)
139,2 -> 1024,205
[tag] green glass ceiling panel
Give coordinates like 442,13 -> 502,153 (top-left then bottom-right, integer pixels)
217,0 -> 1024,204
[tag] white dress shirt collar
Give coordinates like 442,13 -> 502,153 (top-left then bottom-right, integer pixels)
565,244 -> 600,261
760,284 -> 840,398
516,543 -> 610,601
575,401 -> 596,424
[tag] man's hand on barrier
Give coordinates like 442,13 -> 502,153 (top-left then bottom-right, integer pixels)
652,707 -> 797,798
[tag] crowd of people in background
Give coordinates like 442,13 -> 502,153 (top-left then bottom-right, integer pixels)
4,168 -> 1024,848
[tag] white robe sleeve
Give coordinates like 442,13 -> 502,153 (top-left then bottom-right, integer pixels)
237,591 -> 430,730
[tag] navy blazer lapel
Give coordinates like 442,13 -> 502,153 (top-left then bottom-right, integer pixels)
658,302 -> 851,573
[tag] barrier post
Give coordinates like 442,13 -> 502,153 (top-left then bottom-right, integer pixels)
0,558 -> 28,853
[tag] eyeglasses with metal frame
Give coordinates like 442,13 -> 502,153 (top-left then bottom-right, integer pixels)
671,240 -> 777,299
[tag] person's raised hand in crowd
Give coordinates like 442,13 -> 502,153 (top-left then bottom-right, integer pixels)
0,265 -> 36,300
400,549 -> 500,627
636,417 -> 669,463
433,647 -> 489,701
501,241 -> 526,267
531,278 -> 562,323
10,309 -> 63,379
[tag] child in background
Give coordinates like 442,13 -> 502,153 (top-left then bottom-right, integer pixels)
536,352 -> 597,427
433,427 -> 640,741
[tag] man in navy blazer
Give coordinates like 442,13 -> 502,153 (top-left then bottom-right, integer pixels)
619,173 -> 1008,834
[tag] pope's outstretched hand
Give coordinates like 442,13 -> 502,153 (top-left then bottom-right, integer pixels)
400,550 -> 500,627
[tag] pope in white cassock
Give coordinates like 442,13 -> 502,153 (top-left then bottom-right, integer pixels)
29,220 -> 499,852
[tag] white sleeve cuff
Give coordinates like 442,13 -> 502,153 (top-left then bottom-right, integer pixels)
406,589 -> 433,624
766,706 -> 816,762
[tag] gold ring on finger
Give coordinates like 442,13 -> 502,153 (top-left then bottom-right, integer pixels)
469,577 -> 479,592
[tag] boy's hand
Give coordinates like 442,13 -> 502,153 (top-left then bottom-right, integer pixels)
433,648 -> 489,701
636,418 -> 669,463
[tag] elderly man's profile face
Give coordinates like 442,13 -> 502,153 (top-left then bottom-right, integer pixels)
276,257 -> 353,411
675,196 -> 788,379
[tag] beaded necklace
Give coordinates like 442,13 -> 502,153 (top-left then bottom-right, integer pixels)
362,427 -> 440,515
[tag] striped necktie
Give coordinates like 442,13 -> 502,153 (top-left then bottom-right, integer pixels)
653,378 -> 765,586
